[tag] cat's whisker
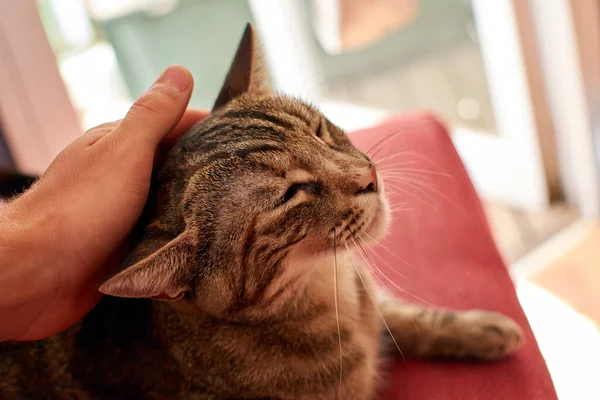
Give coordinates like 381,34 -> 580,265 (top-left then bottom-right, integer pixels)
352,235 -> 433,307
368,127 -> 416,158
387,204 -> 412,214
397,176 -> 444,194
333,233 -> 343,398
386,206 -> 413,221
368,129 -> 408,160
343,235 -> 392,302
344,242 -> 405,359
380,171 -> 436,183
383,182 -> 439,211
379,167 -> 452,179
380,150 -> 451,178
366,116 -> 451,160
359,230 -> 420,271
387,200 -> 410,210
382,175 -> 439,200
377,150 -> 418,165
383,175 -> 466,213
354,249 -> 393,299
372,155 -> 417,168
352,229 -> 426,341
367,125 -> 432,160
359,242 -> 409,282
396,176 -> 449,200
388,179 -> 438,204
349,230 -> 408,282
380,171 -> 435,183
391,207 -> 414,214
375,153 -> 419,166
389,208 -> 413,219
382,175 -> 436,197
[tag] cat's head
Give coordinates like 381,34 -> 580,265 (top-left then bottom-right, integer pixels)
99,24 -> 389,317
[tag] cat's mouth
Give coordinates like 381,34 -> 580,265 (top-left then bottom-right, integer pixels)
330,195 -> 389,249
333,210 -> 367,246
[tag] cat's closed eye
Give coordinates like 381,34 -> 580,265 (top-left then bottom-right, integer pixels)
278,182 -> 320,206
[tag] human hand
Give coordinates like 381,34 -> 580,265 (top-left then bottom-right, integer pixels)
0,65 -> 208,341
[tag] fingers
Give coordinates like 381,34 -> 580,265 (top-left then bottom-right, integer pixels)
161,108 -> 210,148
113,65 -> 194,147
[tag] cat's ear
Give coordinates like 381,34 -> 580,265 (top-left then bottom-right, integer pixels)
212,23 -> 270,111
98,233 -> 194,301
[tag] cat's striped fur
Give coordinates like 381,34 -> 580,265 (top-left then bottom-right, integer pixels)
0,170 -> 37,200
0,24 -> 523,399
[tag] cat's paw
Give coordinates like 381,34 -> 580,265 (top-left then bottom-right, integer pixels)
460,310 -> 524,360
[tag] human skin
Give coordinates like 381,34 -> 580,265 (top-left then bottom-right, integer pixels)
0,65 -> 208,341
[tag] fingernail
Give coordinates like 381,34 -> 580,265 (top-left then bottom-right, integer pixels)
155,65 -> 192,94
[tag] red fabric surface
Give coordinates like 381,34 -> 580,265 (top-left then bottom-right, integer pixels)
349,112 -> 558,400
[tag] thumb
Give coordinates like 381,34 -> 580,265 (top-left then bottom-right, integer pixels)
116,65 -> 194,146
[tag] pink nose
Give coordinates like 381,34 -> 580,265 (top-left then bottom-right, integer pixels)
356,165 -> 378,194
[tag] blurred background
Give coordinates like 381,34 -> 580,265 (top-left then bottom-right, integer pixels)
3,0 -> 585,261
1,1 -> 600,397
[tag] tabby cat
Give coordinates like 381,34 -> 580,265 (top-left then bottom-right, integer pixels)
0,170 -> 36,199
0,24 -> 523,400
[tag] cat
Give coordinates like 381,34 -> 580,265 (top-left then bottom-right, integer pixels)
0,24 -> 523,400
0,169 -> 37,199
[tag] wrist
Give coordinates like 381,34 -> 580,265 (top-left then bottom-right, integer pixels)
0,196 -> 58,340
0,195 -> 47,265
0,200 -> 31,274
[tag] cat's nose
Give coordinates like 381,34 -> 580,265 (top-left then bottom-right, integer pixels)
355,165 -> 378,194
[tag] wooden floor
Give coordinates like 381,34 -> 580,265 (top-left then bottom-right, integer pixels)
485,202 -> 579,263
530,224 -> 600,326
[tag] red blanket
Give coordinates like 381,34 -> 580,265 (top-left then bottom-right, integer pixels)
349,112 -> 557,399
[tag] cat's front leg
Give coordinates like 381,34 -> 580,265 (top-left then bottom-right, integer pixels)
379,299 -> 524,360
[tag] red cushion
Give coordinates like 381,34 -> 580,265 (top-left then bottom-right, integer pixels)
349,112 -> 557,400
